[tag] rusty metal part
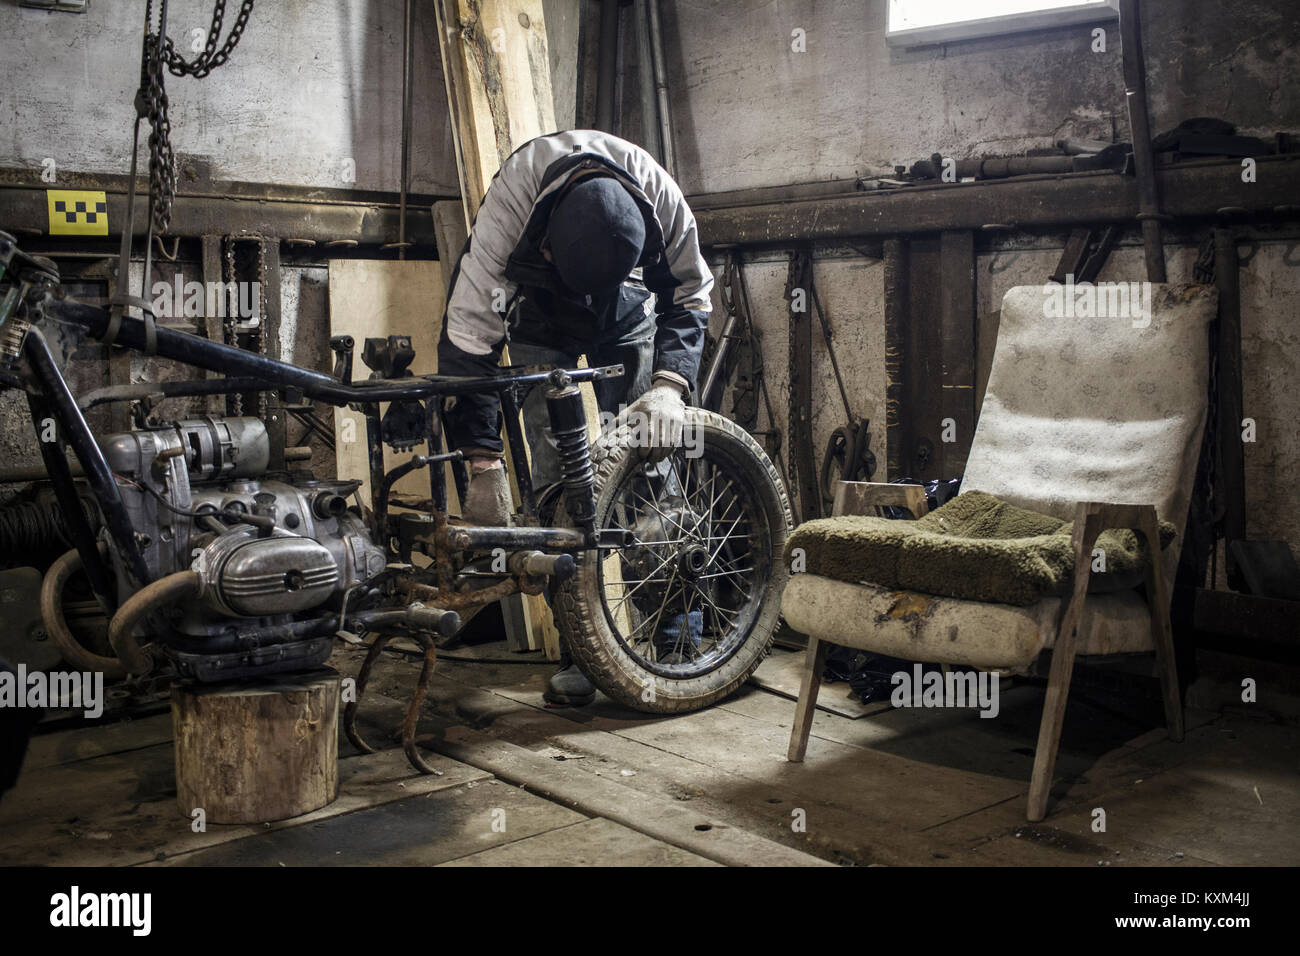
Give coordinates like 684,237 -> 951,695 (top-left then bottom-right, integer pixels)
400,576 -> 522,610
342,629 -> 394,755
342,602 -> 460,775
400,631 -> 441,774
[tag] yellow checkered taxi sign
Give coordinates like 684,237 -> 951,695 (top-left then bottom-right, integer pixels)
46,189 -> 108,236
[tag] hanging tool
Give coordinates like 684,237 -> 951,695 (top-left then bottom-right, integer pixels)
698,247 -> 785,475
801,255 -> 876,511
1049,225 -> 1120,285
785,250 -> 822,522
1119,0 -> 1167,282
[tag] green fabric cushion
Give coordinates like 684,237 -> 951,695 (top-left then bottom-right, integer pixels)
784,490 -> 1176,607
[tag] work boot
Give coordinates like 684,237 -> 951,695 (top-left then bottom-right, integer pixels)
463,458 -> 513,526
544,658 -> 596,707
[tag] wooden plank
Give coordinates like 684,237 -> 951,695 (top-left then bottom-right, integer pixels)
750,646 -> 886,720
434,0 -> 563,655
22,713 -> 174,772
0,742 -> 487,867
422,717 -> 835,866
832,480 -> 929,519
692,158 -> 1300,247
262,239 -> 287,471
435,0 -> 557,221
329,259 -> 447,505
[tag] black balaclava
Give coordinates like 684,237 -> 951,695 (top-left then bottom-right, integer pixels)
546,177 -> 646,296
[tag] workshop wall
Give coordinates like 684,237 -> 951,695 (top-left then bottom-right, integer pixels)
663,0 -> 1299,195
676,0 -> 1300,556
0,0 -> 460,194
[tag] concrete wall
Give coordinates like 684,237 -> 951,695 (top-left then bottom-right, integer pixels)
662,0 -> 1300,194
0,0 -> 460,194
671,0 -> 1300,557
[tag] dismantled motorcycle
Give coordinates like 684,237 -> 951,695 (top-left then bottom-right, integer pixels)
0,232 -> 791,772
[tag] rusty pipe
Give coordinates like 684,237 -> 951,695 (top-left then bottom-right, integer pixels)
41,548 -> 126,679
107,570 -> 200,674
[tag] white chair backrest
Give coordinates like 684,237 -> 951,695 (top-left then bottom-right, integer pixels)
962,282 -> 1217,586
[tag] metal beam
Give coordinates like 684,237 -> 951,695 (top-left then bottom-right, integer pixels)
0,179 -> 441,247
692,157 -> 1300,246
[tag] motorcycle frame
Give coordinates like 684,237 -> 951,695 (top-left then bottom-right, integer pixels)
19,294 -> 624,608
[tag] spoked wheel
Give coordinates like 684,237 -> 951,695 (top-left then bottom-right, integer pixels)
555,408 -> 792,712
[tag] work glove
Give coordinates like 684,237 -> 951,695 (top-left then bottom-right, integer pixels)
462,456 -> 513,526
619,374 -> 687,463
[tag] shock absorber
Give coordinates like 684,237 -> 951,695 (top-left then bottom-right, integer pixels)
544,370 -> 598,543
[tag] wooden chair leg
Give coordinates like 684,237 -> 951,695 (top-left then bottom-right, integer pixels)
787,635 -> 828,762
1027,623 -> 1082,822
1141,513 -> 1184,742
1028,507 -> 1099,821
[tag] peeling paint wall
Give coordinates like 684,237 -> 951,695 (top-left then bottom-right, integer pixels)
0,0 -> 459,193
667,0 -> 1300,555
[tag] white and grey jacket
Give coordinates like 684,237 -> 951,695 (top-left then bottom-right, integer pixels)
437,130 -> 712,452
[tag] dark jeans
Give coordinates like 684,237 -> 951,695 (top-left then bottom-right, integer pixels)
509,307 -> 656,488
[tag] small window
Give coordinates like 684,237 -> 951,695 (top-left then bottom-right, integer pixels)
886,0 -> 1119,47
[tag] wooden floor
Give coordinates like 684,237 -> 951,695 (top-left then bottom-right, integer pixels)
2,641 -> 1297,867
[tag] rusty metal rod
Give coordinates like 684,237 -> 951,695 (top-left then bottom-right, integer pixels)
1119,0 -> 1167,282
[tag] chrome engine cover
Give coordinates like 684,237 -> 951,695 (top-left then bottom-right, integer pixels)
98,419 -> 387,620
193,528 -> 339,617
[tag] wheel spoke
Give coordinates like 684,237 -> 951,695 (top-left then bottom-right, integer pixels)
592,431 -> 774,680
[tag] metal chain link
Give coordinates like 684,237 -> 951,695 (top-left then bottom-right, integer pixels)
162,0 -> 255,79
140,0 -> 255,235
142,31 -> 177,236
223,236 -> 242,416
255,236 -> 269,421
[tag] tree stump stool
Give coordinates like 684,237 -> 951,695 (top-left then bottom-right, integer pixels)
172,667 -> 341,824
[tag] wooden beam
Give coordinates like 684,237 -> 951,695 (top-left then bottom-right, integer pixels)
433,0 -> 563,656
434,0 -> 557,221
692,157 -> 1300,247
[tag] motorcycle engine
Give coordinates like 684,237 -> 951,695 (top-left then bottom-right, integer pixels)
99,416 -> 387,680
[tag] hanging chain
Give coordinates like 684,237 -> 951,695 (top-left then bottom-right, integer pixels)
140,0 -> 255,235
141,27 -> 176,236
223,236 -> 243,416
255,236 -> 269,421
162,0 -> 256,78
